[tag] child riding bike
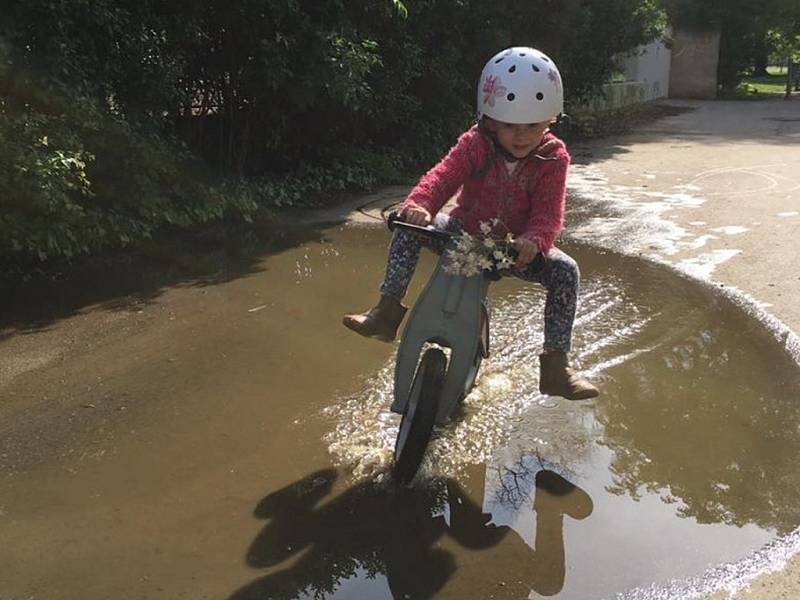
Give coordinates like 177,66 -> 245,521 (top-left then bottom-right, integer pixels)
343,47 -> 598,401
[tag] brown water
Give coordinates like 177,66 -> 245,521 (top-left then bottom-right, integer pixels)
1,223 -> 799,600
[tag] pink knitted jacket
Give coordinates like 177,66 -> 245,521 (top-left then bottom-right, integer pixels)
403,125 -> 570,253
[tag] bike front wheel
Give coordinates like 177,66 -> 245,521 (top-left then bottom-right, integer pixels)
393,347 -> 447,485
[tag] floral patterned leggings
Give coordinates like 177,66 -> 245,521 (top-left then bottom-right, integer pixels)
379,213 -> 580,352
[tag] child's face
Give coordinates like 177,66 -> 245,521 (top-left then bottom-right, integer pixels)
486,119 -> 551,159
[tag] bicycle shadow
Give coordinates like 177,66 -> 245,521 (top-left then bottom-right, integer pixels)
228,464 -> 592,599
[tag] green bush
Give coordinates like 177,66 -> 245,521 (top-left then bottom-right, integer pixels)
254,146 -> 408,207
0,80 -> 257,268
0,0 -> 668,269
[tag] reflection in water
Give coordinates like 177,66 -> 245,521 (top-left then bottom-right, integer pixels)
597,317 -> 800,535
230,464 -> 593,599
321,230 -> 800,595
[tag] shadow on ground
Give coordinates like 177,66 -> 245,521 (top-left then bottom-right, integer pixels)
230,465 -> 593,600
0,216 -> 340,337
567,98 -> 800,164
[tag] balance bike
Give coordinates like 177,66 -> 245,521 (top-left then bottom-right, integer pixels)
387,214 -> 531,484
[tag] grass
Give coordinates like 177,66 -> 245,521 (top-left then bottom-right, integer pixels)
738,66 -> 796,98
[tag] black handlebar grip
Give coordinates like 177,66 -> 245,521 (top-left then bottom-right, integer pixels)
387,211 -> 401,231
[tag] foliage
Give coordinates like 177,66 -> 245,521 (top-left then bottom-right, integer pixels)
253,147 -> 408,208
0,0 -> 667,268
661,0 -> 726,30
0,101 -> 94,262
0,51 -> 257,267
736,71 -> 791,98
766,13 -> 800,68
663,0 -> 800,93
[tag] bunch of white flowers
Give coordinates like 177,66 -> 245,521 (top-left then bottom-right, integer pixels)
442,219 -> 516,277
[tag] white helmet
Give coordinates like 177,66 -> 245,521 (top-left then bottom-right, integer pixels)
477,47 -> 564,124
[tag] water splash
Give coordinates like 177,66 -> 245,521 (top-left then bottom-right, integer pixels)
324,278 -> 650,482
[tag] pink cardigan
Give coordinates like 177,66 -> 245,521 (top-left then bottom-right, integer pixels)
403,125 -> 570,253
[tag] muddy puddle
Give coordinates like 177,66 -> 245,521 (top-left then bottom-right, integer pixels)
2,223 -> 800,600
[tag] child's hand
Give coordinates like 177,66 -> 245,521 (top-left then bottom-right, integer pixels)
401,205 -> 432,226
514,237 -> 539,269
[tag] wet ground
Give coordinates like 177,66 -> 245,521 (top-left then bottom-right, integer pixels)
2,219 -> 800,600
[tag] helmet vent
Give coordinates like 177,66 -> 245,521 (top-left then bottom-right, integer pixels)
479,47 -> 562,122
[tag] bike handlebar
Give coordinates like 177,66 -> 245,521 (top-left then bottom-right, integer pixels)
386,211 -> 453,242
386,211 -> 535,280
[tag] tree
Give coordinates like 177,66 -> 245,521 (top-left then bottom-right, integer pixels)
1,0 -> 667,267
663,0 -> 800,95
764,0 -> 800,97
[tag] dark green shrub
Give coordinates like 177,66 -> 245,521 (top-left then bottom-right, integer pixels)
0,0 -> 668,269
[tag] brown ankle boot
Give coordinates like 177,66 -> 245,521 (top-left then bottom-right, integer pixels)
342,295 -> 407,342
539,351 -> 599,400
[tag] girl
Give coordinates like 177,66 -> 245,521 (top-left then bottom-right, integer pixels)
343,47 -> 598,400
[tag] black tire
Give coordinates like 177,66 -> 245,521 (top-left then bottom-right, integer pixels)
393,348 -> 447,485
